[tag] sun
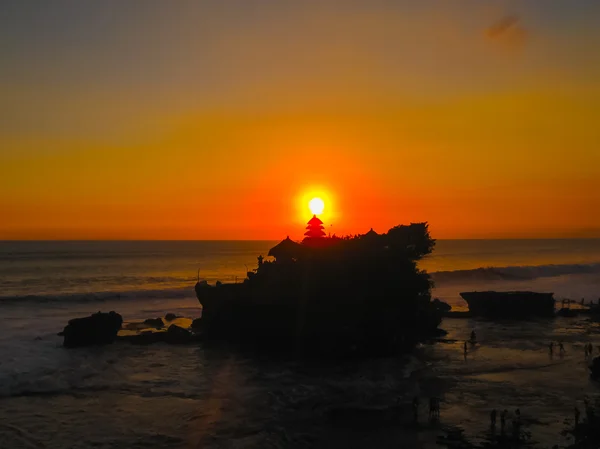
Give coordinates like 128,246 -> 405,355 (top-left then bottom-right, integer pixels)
308,197 -> 325,215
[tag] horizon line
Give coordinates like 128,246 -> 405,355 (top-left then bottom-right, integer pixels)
2,237 -> 600,242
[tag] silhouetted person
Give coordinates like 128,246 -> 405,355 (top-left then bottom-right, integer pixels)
412,396 -> 419,423
559,342 -> 565,354
549,341 -> 554,355
581,298 -> 585,306
428,397 -> 440,420
257,255 -> 264,267
463,341 -> 468,355
490,409 -> 497,428
500,409 -> 507,433
515,408 -> 521,423
470,330 -> 477,343
575,407 -> 580,427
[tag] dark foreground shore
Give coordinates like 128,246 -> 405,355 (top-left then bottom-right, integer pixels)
2,315 -> 600,448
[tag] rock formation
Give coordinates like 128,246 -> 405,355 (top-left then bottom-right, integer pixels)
58,311 -> 123,348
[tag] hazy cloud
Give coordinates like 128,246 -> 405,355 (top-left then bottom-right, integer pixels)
486,14 -> 528,49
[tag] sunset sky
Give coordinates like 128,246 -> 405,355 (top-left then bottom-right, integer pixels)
2,1 -> 600,240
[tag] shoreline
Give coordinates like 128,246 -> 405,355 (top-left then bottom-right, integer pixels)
3,311 -> 599,448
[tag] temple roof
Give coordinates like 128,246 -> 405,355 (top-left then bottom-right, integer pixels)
268,236 -> 304,259
307,215 -> 324,225
304,229 -> 327,237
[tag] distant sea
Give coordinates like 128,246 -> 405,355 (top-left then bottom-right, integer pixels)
2,239 -> 600,448
1,239 -> 600,308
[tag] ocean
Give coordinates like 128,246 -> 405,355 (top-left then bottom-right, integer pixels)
1,239 -> 600,448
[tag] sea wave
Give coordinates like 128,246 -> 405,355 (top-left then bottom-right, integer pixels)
0,287 -> 196,304
430,262 -> 600,283
2,262 -> 599,303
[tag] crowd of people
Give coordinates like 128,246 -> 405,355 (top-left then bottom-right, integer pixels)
458,329 -> 599,443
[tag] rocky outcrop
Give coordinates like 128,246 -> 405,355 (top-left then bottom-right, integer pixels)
165,313 -> 177,321
191,318 -> 202,330
143,318 -> 164,328
195,223 -> 442,356
58,311 -> 123,348
165,324 -> 193,344
460,291 -> 555,319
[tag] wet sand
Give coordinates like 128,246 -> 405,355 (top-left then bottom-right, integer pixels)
2,314 -> 600,448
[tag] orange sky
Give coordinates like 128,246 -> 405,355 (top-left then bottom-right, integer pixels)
1,1 -> 600,240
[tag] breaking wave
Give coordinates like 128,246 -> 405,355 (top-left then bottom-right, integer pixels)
0,287 -> 196,304
431,263 -> 600,283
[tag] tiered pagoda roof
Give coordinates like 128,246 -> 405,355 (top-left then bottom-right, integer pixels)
304,215 -> 326,238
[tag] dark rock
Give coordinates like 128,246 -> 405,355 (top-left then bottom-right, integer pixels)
461,291 -> 555,319
191,318 -> 202,330
59,311 -> 122,348
164,313 -> 177,321
165,324 -> 192,344
143,317 -> 164,328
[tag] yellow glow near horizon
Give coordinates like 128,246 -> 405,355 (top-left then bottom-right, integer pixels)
309,197 -> 325,215
2,2 -> 600,240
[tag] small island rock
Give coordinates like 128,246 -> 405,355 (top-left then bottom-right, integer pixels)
59,311 -> 123,348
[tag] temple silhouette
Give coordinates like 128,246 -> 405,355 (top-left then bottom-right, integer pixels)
195,218 -> 443,356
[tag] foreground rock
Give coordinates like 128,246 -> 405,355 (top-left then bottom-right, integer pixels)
58,311 -> 123,348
